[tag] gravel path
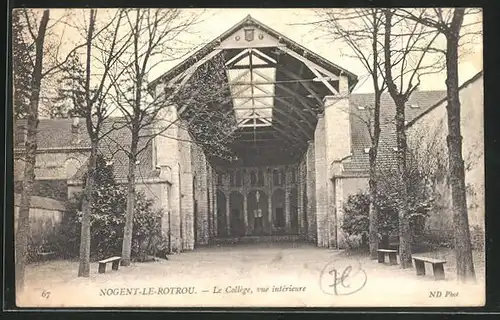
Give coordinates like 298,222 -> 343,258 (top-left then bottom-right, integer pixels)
18,243 -> 485,308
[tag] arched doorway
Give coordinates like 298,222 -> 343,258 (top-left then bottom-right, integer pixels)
247,190 -> 269,236
229,191 -> 245,237
272,189 -> 285,234
290,187 -> 298,234
216,189 -> 227,237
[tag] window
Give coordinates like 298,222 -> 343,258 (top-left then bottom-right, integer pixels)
257,170 -> 264,186
230,170 -> 242,187
250,171 -> 257,186
291,169 -> 296,184
235,170 -> 242,187
273,169 -> 284,186
229,171 -> 235,186
217,173 -> 223,186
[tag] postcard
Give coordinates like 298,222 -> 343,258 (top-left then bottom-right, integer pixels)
12,7 -> 484,308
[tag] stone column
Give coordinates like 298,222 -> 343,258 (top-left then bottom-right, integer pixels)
225,193 -> 231,236
155,104 -> 182,253
306,141 -> 317,242
314,114 -> 329,247
243,191 -> 249,235
212,172 -> 217,238
178,128 -> 195,251
284,168 -> 291,232
323,86 -> 351,249
196,155 -> 209,245
267,168 -> 273,234
297,164 -> 305,235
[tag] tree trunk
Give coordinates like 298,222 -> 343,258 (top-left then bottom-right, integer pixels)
383,10 -> 412,269
78,142 -> 98,277
395,99 -> 413,269
368,150 -> 379,259
15,9 -> 50,294
121,147 -> 137,266
368,90 -> 382,260
445,8 -> 476,283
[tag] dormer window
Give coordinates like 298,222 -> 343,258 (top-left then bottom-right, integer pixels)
364,147 -> 370,154
357,105 -> 367,110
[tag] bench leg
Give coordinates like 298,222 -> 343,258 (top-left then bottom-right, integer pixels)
98,263 -> 106,274
389,253 -> 398,265
415,260 -> 426,276
112,260 -> 120,271
378,252 -> 385,263
433,263 -> 445,281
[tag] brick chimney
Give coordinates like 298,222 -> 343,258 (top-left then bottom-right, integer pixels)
71,117 -> 81,144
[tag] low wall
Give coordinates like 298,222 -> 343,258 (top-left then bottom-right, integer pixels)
14,194 -> 66,252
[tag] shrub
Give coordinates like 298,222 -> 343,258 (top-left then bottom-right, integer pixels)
341,193 -> 370,249
470,225 -> 484,251
342,190 -> 428,249
57,155 -> 167,261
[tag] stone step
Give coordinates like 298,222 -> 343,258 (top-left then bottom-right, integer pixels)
212,234 -> 307,245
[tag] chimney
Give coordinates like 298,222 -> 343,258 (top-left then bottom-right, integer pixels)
71,117 -> 80,144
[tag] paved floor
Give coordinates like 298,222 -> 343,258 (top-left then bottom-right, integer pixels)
18,243 -> 485,308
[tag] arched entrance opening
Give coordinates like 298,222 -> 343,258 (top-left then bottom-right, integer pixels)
229,191 -> 245,237
247,189 -> 269,235
272,189 -> 285,234
290,187 -> 298,234
216,189 -> 227,237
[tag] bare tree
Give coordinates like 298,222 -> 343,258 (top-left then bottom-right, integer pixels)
382,9 -> 443,268
316,8 -> 388,259
14,8 -> 50,295
103,8 -> 238,265
394,7 -> 481,282
74,8 -> 132,277
106,8 -> 206,266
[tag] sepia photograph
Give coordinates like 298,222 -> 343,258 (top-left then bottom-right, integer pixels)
12,7 -> 484,308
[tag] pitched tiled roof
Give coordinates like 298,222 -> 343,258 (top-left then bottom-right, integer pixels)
15,118 -> 91,149
344,90 -> 448,173
15,117 -> 157,182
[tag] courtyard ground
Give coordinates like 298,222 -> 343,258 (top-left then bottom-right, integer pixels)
18,242 -> 485,308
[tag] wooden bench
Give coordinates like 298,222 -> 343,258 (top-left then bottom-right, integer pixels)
377,249 -> 398,265
37,251 -> 56,261
412,256 -> 447,280
98,256 -> 121,274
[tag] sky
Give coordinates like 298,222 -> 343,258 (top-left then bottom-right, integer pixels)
32,7 -> 483,106
144,8 -> 483,94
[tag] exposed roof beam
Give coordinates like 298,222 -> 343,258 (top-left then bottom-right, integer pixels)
251,75 -> 315,132
239,122 -> 272,128
278,46 -> 340,96
252,96 -> 311,140
276,65 -> 323,109
230,64 -> 274,70
278,47 -> 339,81
169,49 -> 223,89
225,48 -> 250,67
270,125 -> 303,148
251,48 -> 278,64
236,138 -> 283,142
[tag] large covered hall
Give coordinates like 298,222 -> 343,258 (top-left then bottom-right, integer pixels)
148,15 -> 364,251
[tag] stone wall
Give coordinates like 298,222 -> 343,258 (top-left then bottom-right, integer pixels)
15,179 -> 68,202
14,194 -> 66,251
15,150 -> 89,181
406,74 -> 484,232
